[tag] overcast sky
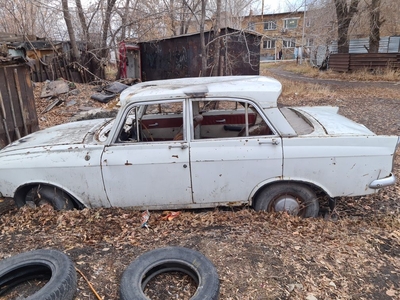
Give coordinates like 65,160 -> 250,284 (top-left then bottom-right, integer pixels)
261,0 -> 305,13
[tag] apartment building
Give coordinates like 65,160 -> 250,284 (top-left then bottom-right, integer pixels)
242,11 -> 312,61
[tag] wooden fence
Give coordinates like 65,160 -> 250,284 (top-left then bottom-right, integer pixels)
0,61 -> 39,148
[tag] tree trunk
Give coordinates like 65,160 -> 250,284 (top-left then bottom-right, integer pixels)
369,0 -> 384,53
200,0 -> 207,76
169,0 -> 177,36
120,0 -> 131,40
101,0 -> 117,58
61,0 -> 80,60
334,0 -> 360,53
75,0 -> 89,42
212,0 -> 221,76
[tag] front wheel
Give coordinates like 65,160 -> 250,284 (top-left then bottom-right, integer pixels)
25,186 -> 74,210
254,183 -> 319,218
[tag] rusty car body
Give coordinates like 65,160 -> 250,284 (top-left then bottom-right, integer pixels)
0,76 -> 398,217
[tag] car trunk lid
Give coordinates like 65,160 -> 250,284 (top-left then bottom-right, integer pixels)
293,106 -> 375,136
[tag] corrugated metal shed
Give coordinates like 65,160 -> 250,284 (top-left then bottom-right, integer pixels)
139,28 -> 261,81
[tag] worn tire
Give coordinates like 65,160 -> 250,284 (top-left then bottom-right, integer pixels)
0,249 -> 77,300
25,186 -> 74,210
254,183 -> 319,218
120,246 -> 220,300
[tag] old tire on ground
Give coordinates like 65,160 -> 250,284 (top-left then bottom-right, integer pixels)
0,249 -> 77,300
25,186 -> 74,210
254,182 -> 319,218
120,246 -> 220,300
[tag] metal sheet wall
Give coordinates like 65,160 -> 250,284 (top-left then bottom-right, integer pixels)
329,53 -> 400,72
139,28 -> 261,81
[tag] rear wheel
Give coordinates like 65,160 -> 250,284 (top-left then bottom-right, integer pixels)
254,183 -> 319,218
25,186 -> 74,210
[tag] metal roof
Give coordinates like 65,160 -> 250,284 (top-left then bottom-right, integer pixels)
120,76 -> 282,109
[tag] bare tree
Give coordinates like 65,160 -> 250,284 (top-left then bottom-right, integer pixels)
200,0 -> 207,75
334,0 -> 360,53
211,0 -> 221,76
75,0 -> 89,42
61,0 -> 80,59
368,0 -> 384,53
101,0 -> 117,57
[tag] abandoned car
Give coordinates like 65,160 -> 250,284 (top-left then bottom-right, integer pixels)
0,76 -> 398,217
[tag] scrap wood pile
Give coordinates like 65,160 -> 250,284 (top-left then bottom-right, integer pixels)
34,78 -> 136,130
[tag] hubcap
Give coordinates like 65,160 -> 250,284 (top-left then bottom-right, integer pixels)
273,194 -> 300,215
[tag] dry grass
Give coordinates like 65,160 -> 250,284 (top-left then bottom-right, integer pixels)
262,61 -> 400,82
260,62 -> 400,104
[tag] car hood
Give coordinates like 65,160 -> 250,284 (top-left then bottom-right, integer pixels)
294,106 -> 375,135
1,119 -> 108,152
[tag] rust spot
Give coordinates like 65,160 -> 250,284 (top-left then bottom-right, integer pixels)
125,160 -> 132,166
172,155 -> 179,158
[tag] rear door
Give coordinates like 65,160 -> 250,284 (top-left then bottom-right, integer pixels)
188,98 -> 283,204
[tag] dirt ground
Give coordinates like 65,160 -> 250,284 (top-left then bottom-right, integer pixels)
0,66 -> 399,300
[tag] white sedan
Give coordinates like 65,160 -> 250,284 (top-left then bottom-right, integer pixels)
0,76 -> 398,217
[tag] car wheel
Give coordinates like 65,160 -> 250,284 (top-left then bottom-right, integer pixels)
25,186 -> 74,210
120,246 -> 220,300
0,249 -> 77,300
254,183 -> 319,217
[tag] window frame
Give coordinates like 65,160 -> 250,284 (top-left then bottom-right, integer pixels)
113,99 -> 186,144
283,18 -> 299,29
263,20 -> 277,31
189,98 -> 277,141
263,39 -> 276,49
283,38 -> 296,48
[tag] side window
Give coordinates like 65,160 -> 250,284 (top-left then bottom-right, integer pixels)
192,99 -> 273,139
117,101 -> 184,142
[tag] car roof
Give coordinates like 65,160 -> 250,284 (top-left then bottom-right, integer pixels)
119,76 -> 282,108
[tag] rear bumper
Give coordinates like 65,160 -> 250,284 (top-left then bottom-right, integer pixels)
369,173 -> 396,189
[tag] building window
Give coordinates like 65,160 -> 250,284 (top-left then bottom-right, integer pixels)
283,18 -> 299,29
305,17 -> 311,27
306,38 -> 314,47
263,39 -> 276,49
263,21 -> 276,30
283,39 -> 296,48
248,22 -> 255,30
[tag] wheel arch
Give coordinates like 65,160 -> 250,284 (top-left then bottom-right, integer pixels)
249,179 -> 330,206
14,183 -> 85,209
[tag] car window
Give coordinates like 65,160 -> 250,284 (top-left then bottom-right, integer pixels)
191,99 -> 274,139
117,100 -> 185,142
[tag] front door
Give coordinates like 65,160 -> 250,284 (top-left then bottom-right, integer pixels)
101,99 -> 193,208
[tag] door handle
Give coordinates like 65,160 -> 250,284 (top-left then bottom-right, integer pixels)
215,119 -> 226,123
259,139 -> 280,145
148,123 -> 158,127
169,144 -> 188,149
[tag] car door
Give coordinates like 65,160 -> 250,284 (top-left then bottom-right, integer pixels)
189,98 -> 283,204
101,99 -> 193,208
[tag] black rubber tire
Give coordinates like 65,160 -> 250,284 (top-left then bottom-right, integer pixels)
0,249 -> 77,300
254,182 -> 320,218
120,246 -> 220,300
25,186 -> 74,210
